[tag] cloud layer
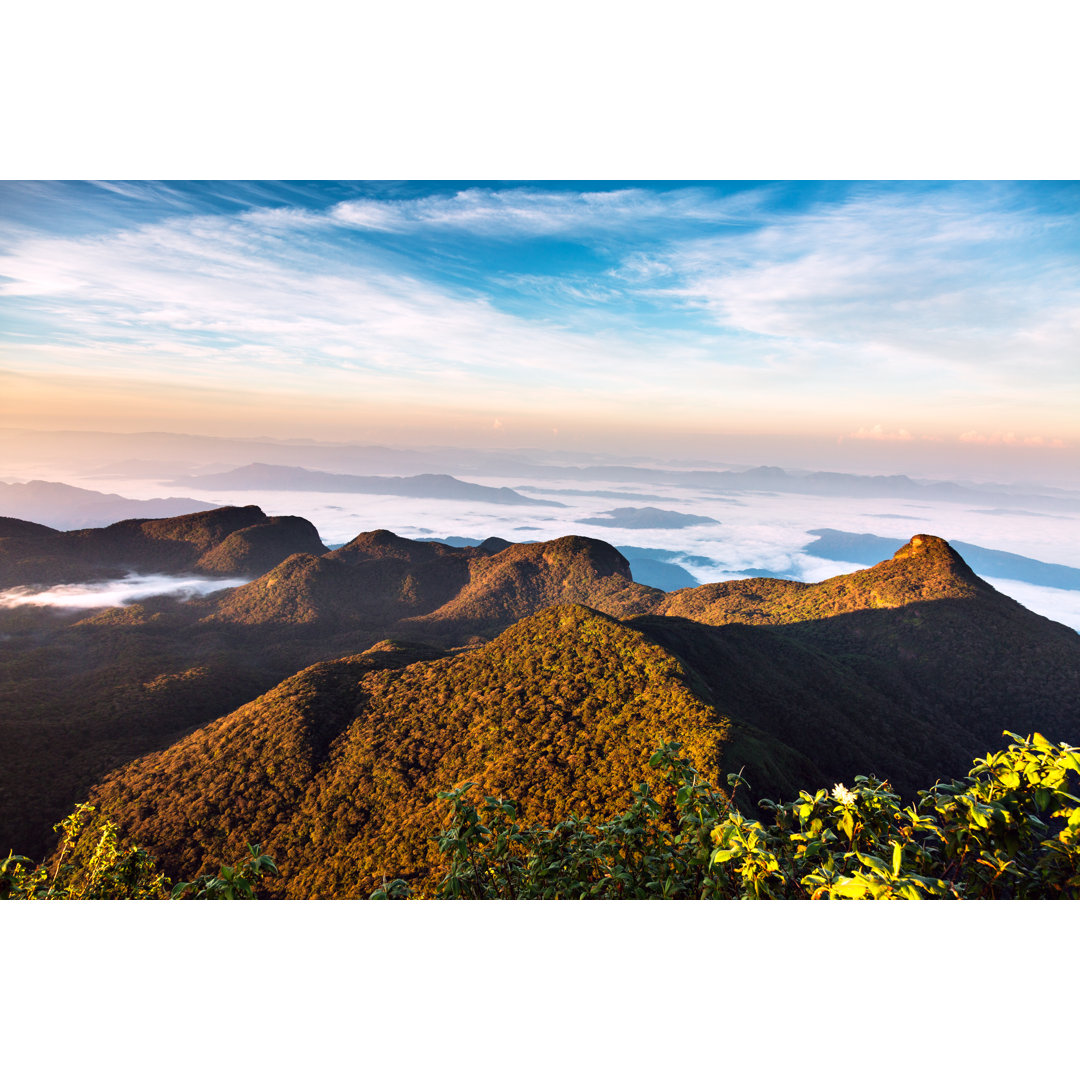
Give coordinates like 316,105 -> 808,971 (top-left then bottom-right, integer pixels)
0,574 -> 249,610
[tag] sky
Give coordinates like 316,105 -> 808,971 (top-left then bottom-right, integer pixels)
2,179 -> 1078,482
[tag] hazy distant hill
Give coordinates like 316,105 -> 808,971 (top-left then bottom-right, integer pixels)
168,463 -> 565,506
539,463 -> 1080,512
6,428 -> 1079,513
576,506 -> 719,529
0,479 -> 217,530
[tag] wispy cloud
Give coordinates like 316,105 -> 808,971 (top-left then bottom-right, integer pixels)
1,181 -> 1077,446
958,431 -> 1067,448
653,186 -> 1080,386
0,573 -> 249,610
328,186 -> 767,237
0,213 -> 690,391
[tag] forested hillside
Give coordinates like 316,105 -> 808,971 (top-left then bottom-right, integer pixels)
2,509 -> 1078,878
85,607 -> 735,897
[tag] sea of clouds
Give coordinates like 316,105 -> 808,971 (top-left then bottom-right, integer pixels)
12,466 -> 1079,631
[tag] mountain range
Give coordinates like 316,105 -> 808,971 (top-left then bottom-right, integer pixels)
166,463 -> 564,506
0,479 -> 217,531
1,505 -> 1077,894
8,427 -> 1079,513
575,506 -> 719,529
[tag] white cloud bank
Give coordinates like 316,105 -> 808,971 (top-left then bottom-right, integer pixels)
0,574 -> 249,610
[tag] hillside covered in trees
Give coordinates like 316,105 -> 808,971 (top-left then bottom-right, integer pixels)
2,506 -> 1078,891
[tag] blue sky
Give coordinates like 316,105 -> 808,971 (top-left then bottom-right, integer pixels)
1,180 -> 1078,476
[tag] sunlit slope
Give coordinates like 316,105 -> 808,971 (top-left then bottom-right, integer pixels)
207,533 -> 660,639
90,532 -> 1080,898
88,605 -> 746,898
0,527 -> 658,857
648,535 -> 1080,782
403,535 -> 660,640
655,535 -> 985,624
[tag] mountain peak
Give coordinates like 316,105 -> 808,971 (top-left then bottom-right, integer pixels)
893,533 -> 965,565
883,534 -> 983,589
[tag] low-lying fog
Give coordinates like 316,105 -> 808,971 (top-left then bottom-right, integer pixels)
0,574 -> 250,610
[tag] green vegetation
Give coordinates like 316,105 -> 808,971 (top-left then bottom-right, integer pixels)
12,732 -> 1074,899
1,803 -> 277,900
412,732 -> 1080,899
82,607 -> 733,898
170,844 -> 279,899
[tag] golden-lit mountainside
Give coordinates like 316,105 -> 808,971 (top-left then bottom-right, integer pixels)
651,535 -> 1080,783
208,531 -> 659,635
403,534 -> 659,640
86,607 -> 737,898
2,507 -> 1078,883
654,535 -> 984,624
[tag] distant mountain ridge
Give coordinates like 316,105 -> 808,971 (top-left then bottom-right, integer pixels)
167,463 -> 565,506
7,428 -> 1077,513
575,506 -> 719,529
0,479 -> 217,530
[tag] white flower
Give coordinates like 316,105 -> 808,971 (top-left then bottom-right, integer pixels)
832,783 -> 856,806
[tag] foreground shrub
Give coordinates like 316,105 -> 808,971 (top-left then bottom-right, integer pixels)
1,804 -> 277,901
386,732 -> 1079,900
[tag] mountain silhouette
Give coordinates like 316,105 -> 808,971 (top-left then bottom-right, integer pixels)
0,505 -> 327,587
